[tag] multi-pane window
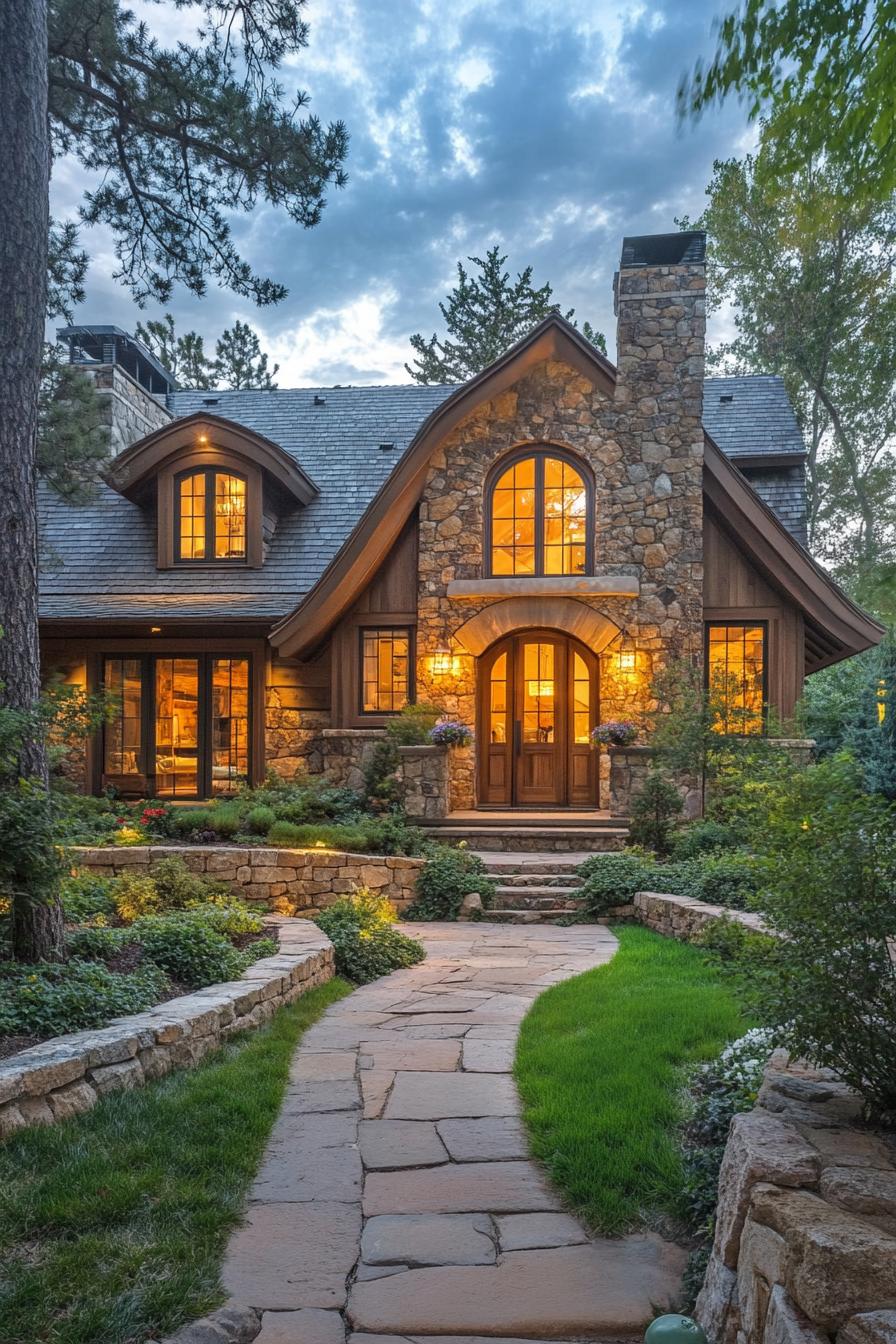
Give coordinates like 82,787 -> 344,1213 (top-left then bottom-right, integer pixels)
489,451 -> 590,576
361,628 -> 411,713
706,624 -> 766,734
176,469 -> 247,562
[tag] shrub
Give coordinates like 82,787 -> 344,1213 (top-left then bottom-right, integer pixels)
362,739 -> 403,809
0,958 -> 169,1037
385,702 -> 442,746
150,856 -> 230,909
60,872 -> 116,923
206,802 -> 244,838
64,925 -> 129,961
133,912 -> 253,988
684,852 -> 762,911
245,804 -> 277,835
691,913 -> 776,964
406,846 -> 496,920
163,807 -> 217,840
671,821 -> 739,860
111,872 -> 165,922
266,817 -> 425,856
732,755 -> 896,1122
627,769 -> 684,856
314,890 -> 425,983
185,902 -> 265,938
577,850 -> 659,916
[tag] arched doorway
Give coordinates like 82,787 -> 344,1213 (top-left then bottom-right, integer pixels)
477,631 -> 598,807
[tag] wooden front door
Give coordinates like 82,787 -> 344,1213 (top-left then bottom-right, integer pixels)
478,633 -> 598,807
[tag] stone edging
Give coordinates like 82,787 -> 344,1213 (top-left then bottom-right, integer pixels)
0,917 -> 334,1141
633,889 -> 767,940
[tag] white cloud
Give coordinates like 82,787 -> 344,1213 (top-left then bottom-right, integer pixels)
266,286 -> 413,384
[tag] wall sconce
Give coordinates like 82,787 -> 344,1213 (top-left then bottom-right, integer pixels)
429,645 -> 462,678
617,650 -> 636,672
150,626 -> 162,635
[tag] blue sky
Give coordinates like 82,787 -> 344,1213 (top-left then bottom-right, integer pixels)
51,0 -> 752,386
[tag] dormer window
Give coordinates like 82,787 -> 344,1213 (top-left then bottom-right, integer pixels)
176,468 -> 248,563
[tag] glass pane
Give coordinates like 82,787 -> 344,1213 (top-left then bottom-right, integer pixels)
214,473 -> 247,559
707,625 -> 765,735
103,658 -> 143,778
542,457 -> 588,575
522,642 -> 555,742
155,658 -> 200,796
211,659 -> 250,794
489,652 -> 507,744
573,651 -> 591,743
362,629 -> 410,713
490,457 -> 537,575
179,472 -> 206,559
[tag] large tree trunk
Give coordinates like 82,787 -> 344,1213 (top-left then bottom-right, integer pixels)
0,0 -> 65,961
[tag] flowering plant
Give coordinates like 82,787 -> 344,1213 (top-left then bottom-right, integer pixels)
591,720 -> 639,747
429,719 -> 474,748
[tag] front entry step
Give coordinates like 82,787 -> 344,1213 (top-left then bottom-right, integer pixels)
426,825 -> 628,853
475,853 -> 596,923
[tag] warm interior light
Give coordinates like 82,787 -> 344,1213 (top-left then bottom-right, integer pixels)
429,646 -> 461,677
150,626 -> 162,634
526,680 -> 554,698
617,650 -> 636,672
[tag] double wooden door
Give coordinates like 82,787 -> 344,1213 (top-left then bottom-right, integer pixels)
478,632 -> 598,807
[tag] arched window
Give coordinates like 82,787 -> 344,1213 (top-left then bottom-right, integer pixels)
486,449 -> 592,577
175,468 -> 247,563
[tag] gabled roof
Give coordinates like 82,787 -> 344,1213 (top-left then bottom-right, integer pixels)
703,375 -> 805,461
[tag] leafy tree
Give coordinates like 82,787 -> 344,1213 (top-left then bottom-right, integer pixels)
212,320 -> 279,390
406,246 -> 606,384
678,1 -> 896,205
627,769 -> 684,856
847,632 -> 896,800
680,141 -> 896,573
1,0 -> 347,960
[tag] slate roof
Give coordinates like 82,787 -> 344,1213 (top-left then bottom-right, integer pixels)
38,375 -> 806,624
703,375 -> 805,458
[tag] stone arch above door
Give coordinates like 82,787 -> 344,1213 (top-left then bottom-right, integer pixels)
452,597 -> 621,656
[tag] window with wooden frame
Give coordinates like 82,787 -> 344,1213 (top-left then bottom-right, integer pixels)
486,449 -> 593,577
360,627 -> 412,714
706,623 -> 767,734
156,451 -> 264,568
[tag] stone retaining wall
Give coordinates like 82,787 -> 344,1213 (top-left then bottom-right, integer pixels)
633,890 -> 767,940
0,919 -> 334,1141
72,845 -> 423,915
696,1052 -> 896,1344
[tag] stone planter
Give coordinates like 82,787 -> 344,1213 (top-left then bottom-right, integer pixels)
608,744 -> 654,817
398,745 -> 450,820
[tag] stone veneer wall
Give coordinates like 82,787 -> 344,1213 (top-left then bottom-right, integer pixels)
0,919 -> 334,1141
632,889 -> 767,940
696,1053 -> 896,1344
72,845 -> 423,915
86,362 -> 173,456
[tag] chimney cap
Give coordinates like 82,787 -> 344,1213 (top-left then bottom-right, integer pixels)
57,324 -> 177,396
620,231 -> 706,269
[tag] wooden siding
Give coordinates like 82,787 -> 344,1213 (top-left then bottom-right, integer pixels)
330,514 -> 419,727
704,507 -> 805,719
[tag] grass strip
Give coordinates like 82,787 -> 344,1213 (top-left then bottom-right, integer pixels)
0,976 -> 352,1344
514,924 -> 747,1236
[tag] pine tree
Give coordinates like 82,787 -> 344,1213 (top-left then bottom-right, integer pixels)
135,315 -> 214,390
212,321 -> 279,390
405,246 -> 606,384
38,346 -> 107,502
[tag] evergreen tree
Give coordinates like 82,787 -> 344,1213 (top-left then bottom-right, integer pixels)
212,321 -> 279,390
38,345 -> 107,502
135,315 -> 214,390
405,246 -> 606,384
0,0 -> 347,960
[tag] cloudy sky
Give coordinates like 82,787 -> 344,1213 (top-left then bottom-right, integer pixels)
51,0 -> 752,387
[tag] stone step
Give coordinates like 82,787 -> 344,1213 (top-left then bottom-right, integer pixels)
493,885 -> 585,907
426,827 -> 628,853
478,858 -> 586,876
485,908 -> 577,924
487,872 -> 584,889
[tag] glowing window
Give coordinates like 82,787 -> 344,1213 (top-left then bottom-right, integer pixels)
361,628 -> 411,713
176,469 -> 247,562
489,452 -> 590,576
707,624 -> 766,734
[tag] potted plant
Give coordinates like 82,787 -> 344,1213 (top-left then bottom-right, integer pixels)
429,719 -> 474,748
592,720 -> 640,748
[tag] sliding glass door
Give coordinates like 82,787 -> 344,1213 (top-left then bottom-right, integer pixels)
102,654 -> 251,798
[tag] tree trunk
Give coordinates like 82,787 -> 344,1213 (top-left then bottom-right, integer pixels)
0,0 -> 65,960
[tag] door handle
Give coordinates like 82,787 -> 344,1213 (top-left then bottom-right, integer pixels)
513,720 -> 521,755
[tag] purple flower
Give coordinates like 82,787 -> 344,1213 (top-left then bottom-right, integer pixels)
591,720 -> 639,747
429,720 -> 474,747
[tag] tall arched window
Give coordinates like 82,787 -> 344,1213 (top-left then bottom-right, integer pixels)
487,449 -> 592,576
175,468 -> 247,562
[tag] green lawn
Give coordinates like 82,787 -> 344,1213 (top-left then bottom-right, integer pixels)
0,977 -> 352,1344
514,925 -> 748,1236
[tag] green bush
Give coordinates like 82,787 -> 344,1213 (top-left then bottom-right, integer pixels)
266,817 -> 425,856
384,701 -> 442,745
64,925 -> 129,961
245,804 -> 277,835
691,914 -> 776,964
680,852 -> 762,911
133,912 -> 253,988
627,769 -> 684,856
314,889 -> 425,983
150,856 -> 230,908
578,851 -> 660,916
183,902 -> 265,938
163,807 -> 217,839
406,846 -> 496,920
60,872 -> 116,923
671,821 -> 739,860
0,958 -> 169,1037
111,872 -> 164,922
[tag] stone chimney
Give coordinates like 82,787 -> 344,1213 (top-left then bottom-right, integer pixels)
57,325 -> 174,456
610,231 -> 707,658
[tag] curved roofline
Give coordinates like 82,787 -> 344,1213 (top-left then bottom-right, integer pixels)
107,411 -> 319,505
270,315 -> 616,655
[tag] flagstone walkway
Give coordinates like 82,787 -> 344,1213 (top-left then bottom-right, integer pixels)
222,922 -> 686,1344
